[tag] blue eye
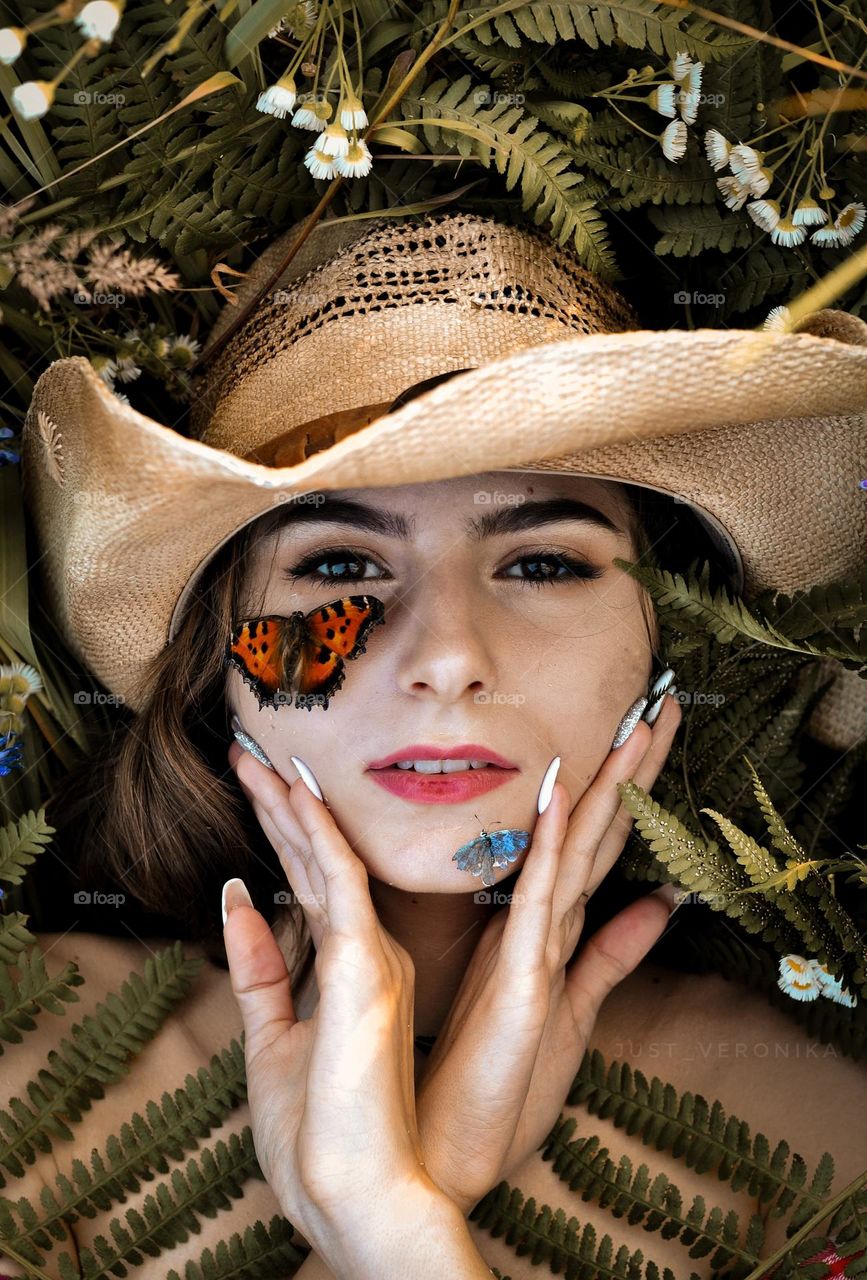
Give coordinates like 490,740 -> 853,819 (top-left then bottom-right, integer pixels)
283,547 -> 604,587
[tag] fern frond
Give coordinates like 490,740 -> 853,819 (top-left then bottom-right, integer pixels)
0,947 -> 84,1053
0,942 -> 203,1187
164,1213 -> 305,1280
649,200 -> 755,254
399,75 -> 620,276
0,809 -> 56,889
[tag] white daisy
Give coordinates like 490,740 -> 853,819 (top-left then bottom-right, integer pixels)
746,198 -> 781,230
762,304 -> 791,333
791,197 -> 827,227
770,216 -> 807,247
728,144 -> 764,183
0,662 -> 42,699
339,93 -> 368,131
687,61 -> 704,93
0,27 -> 26,64
303,143 -> 337,179
678,86 -> 700,124
649,83 -> 677,117
810,225 -> 845,247
704,128 -> 731,171
74,0 -> 122,41
814,962 -> 858,1008
112,355 -> 141,383
831,201 -> 866,245
660,119 -> 687,161
256,75 -> 297,120
334,138 -> 373,178
318,121 -> 349,157
11,80 -> 54,120
777,954 -> 822,1002
168,333 -> 201,365
291,99 -> 331,131
746,165 -> 773,197
670,51 -> 693,82
716,174 -> 751,210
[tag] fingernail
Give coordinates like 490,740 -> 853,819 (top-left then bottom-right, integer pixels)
537,756 -> 561,814
231,715 -> 275,771
222,876 -> 253,926
611,696 -> 647,749
290,755 -> 324,801
650,881 -> 682,914
643,668 -> 676,726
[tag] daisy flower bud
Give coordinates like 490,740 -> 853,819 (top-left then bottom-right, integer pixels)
791,197 -> 826,227
256,74 -> 297,119
339,92 -> 368,131
74,0 -> 122,42
704,128 -> 731,171
770,216 -> 806,247
11,79 -> 54,119
334,137 -> 373,177
0,27 -> 27,64
292,97 -> 331,131
660,118 -> 687,161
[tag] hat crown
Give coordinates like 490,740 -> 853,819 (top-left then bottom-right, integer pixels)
189,210 -> 641,466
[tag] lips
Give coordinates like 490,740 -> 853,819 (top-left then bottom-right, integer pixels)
367,743 -> 518,770
366,743 -> 519,805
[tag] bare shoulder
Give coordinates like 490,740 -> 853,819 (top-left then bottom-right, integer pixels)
467,960 -> 867,1280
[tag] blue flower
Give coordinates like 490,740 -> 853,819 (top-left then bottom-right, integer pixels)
0,731 -> 25,776
0,427 -> 19,467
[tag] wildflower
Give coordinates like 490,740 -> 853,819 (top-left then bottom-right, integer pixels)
318,121 -> 349,157
745,198 -> 781,231
11,80 -> 54,120
746,165 -> 772,197
291,98 -> 331,131
704,128 -> 731,171
334,137 -> 373,178
91,354 -> 117,386
0,731 -> 24,777
762,304 -> 791,333
670,51 -> 693,82
256,74 -> 297,119
660,119 -> 687,161
339,92 -> 367,131
728,144 -> 763,184
0,27 -> 26,64
0,661 -> 42,703
303,143 -> 337,179
716,175 -> 751,210
815,962 -> 858,1008
827,201 -> 865,245
0,425 -> 19,466
677,85 -> 700,125
648,83 -> 677,117
792,197 -> 827,227
777,954 -> 822,1001
168,334 -> 201,366
112,355 -> 141,383
74,0 -> 122,41
770,216 -> 807,247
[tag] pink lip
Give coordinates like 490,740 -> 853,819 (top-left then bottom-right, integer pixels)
366,766 -> 517,804
367,743 -> 518,769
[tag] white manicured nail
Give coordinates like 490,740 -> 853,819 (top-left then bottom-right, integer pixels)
290,755 -> 324,801
222,876 -> 252,926
537,756 -> 561,814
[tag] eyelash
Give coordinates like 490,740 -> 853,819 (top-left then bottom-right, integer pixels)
282,545 -> 604,588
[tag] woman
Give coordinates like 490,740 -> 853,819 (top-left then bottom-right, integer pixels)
11,210 -> 867,1279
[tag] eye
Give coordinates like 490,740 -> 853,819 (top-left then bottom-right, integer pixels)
499,550 -> 604,587
282,547 -> 390,584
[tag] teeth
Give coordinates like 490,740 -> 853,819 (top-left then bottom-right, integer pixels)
390,759 -> 492,772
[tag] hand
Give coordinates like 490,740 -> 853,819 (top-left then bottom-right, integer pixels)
414,692 -> 683,1215
222,744 -> 443,1261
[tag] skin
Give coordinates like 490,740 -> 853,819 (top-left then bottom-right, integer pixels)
225,471 -> 665,1039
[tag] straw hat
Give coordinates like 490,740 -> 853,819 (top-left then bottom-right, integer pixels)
20,210 -> 867,748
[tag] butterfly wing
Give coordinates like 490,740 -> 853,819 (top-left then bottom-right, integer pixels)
294,595 -> 385,709
225,617 -> 296,709
489,828 -> 531,870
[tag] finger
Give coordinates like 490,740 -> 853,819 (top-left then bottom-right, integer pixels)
564,887 -> 676,1038
288,781 -> 380,939
230,744 -> 327,943
498,780 -> 570,978
585,691 -> 683,888
550,718 -> 652,920
223,880 -> 298,1068
232,745 -> 327,900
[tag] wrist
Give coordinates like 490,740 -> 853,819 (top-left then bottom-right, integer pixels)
310,1178 -> 493,1280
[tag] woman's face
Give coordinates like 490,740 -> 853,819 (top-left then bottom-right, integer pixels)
226,471 -> 656,890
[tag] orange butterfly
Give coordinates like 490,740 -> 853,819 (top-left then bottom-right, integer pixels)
225,595 -> 385,711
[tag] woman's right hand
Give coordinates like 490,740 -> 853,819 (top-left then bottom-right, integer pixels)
222,742 -> 449,1265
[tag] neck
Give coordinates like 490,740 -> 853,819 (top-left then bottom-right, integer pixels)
368,878 -> 504,1037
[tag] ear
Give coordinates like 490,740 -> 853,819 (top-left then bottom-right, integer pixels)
790,307 -> 867,346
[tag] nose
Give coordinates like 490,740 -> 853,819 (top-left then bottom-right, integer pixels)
394,570 -> 498,705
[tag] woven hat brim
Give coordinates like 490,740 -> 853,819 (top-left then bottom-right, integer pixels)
21,325 -> 867,719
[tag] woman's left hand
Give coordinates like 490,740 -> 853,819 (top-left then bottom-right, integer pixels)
414,692 -> 683,1216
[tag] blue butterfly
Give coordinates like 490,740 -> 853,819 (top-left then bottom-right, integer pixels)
452,818 -> 531,888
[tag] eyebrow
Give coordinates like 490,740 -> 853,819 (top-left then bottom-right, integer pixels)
275,495 -> 626,540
